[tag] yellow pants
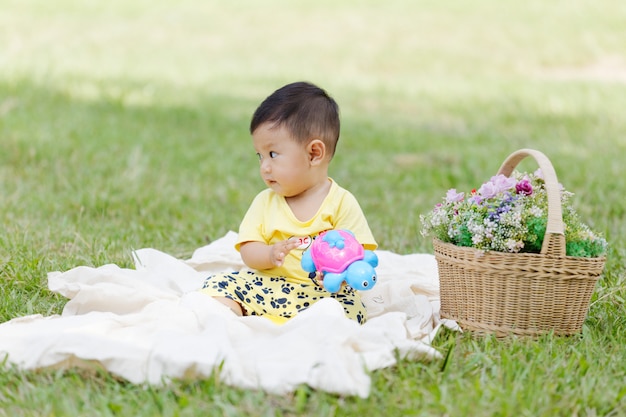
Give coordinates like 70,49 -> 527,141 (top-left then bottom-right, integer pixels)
199,270 -> 367,324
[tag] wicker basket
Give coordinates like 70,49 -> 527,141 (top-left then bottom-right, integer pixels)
434,149 -> 606,337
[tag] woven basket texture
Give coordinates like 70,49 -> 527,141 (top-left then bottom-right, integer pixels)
434,149 -> 606,337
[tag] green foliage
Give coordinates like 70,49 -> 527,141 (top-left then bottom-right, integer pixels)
525,216 -> 547,253
1,0 -> 626,416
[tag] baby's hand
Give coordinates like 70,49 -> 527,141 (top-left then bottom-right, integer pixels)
270,238 -> 300,267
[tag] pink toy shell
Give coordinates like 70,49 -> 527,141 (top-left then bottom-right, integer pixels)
309,230 -> 365,274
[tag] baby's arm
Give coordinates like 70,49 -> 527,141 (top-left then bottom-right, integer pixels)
239,239 -> 300,270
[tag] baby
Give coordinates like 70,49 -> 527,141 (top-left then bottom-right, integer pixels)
200,81 -> 377,324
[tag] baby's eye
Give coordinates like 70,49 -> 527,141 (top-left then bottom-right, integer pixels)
269,151 -> 278,158
256,153 -> 262,160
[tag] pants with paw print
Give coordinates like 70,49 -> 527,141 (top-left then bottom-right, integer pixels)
199,270 -> 367,324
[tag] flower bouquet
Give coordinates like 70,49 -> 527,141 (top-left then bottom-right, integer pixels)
422,149 -> 607,336
421,170 -> 607,258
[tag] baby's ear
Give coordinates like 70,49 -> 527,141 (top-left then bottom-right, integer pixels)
307,139 -> 326,165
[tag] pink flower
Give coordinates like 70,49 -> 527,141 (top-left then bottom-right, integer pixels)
490,175 -> 517,193
516,179 -> 533,195
446,189 -> 465,203
478,181 -> 498,199
478,175 -> 516,198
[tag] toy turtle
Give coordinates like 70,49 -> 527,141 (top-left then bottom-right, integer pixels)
301,229 -> 378,293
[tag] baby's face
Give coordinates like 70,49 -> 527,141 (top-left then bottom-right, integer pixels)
252,123 -> 314,197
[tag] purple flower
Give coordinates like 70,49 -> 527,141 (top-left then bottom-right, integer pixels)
491,175 -> 517,193
478,175 -> 517,198
469,195 -> 483,205
516,179 -> 533,195
477,181 -> 498,199
446,188 -> 465,203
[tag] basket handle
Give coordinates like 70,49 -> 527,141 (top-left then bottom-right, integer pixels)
496,149 -> 566,257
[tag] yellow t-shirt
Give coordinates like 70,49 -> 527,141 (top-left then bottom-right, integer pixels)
236,179 -> 377,284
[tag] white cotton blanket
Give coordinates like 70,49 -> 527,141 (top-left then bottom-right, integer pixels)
0,231 -> 453,398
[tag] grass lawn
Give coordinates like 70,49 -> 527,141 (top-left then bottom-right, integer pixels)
1,0 -> 626,415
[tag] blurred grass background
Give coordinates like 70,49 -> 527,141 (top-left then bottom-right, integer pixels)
1,0 -> 625,415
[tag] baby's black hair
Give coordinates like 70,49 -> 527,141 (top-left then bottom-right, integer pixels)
250,81 -> 340,157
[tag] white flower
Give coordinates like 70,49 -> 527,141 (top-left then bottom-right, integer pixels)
505,239 -> 524,252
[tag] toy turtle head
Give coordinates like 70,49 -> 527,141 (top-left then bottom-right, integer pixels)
344,260 -> 377,291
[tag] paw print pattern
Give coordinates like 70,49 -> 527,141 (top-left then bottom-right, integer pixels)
200,271 -> 366,324
254,293 -> 266,305
355,312 -> 364,324
281,283 -> 295,294
295,301 -> 311,311
270,298 -> 291,309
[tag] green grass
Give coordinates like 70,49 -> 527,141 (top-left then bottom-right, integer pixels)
1,0 -> 626,415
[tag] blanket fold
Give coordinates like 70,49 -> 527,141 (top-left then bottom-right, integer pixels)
0,231 -> 446,397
